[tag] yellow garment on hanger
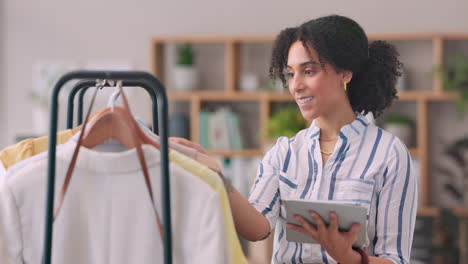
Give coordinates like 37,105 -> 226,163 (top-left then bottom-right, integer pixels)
169,150 -> 247,264
0,129 -> 74,170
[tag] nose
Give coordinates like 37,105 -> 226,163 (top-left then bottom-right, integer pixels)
288,74 -> 305,95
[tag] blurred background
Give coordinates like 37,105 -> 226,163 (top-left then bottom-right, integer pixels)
2,0 -> 468,263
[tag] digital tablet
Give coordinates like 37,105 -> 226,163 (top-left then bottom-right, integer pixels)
284,199 -> 368,248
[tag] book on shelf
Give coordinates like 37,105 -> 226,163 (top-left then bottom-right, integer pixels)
209,108 -> 230,150
200,107 -> 244,150
226,109 -> 243,150
199,110 -> 210,148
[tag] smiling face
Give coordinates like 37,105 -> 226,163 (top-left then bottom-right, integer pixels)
286,41 -> 352,121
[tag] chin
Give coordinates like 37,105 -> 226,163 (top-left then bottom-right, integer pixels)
300,110 -> 318,121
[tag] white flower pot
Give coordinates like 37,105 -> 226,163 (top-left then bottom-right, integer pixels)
384,124 -> 412,146
240,74 -> 259,92
173,65 -> 198,91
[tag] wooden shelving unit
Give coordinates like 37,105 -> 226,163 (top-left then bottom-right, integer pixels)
151,33 -> 468,264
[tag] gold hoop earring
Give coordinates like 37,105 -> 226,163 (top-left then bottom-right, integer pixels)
344,81 -> 347,91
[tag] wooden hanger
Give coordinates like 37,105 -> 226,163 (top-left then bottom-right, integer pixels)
81,90 -> 159,149
81,107 -> 156,148
70,108 -> 108,135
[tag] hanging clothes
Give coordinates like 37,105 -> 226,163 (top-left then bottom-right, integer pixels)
169,150 -> 246,264
2,131 -> 246,264
0,138 -> 230,264
0,123 -> 220,180
0,129 -> 75,182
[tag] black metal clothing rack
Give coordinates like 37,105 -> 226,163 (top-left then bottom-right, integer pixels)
44,71 -> 172,264
66,80 -> 159,134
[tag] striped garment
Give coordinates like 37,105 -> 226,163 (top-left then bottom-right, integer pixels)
249,114 -> 417,264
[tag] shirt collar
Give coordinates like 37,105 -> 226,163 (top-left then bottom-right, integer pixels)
307,113 -> 369,141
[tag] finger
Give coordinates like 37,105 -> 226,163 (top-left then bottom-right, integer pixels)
287,223 -> 306,233
169,137 -> 196,147
294,215 -> 318,235
169,137 -> 209,154
310,211 -> 326,232
294,215 -> 318,239
347,223 -> 361,240
287,223 -> 317,239
328,212 -> 338,232
168,137 -> 186,144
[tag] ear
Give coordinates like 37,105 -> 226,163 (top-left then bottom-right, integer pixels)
341,70 -> 353,83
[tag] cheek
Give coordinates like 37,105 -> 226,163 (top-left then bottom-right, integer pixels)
307,78 -> 343,105
304,76 -> 329,95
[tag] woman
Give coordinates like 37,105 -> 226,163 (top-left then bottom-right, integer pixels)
173,15 -> 417,264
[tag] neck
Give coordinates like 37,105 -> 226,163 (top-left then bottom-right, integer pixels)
316,105 -> 356,140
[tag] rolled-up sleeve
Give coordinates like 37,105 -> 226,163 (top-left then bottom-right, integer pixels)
248,137 -> 288,232
374,139 -> 418,264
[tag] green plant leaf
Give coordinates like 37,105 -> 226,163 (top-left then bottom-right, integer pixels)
267,105 -> 307,139
383,113 -> 414,126
441,53 -> 468,116
177,44 -> 195,65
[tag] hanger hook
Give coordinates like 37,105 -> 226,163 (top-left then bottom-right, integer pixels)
107,80 -> 122,112
95,79 -> 106,88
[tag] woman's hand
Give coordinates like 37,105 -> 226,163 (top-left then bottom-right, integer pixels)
287,211 -> 362,264
169,137 -> 209,154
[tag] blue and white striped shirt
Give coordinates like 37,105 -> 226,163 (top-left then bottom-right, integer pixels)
249,114 -> 417,264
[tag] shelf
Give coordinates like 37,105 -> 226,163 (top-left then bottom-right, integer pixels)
168,91 -> 261,101
368,33 -> 440,41
409,148 -> 419,158
208,149 -> 264,157
152,35 -> 275,44
167,92 -> 194,101
417,207 -> 440,217
397,91 -> 458,101
168,91 -> 458,102
416,207 -> 468,218
152,36 -> 230,44
452,207 -> 468,218
424,91 -> 458,101
267,92 -> 294,101
153,33 -> 468,44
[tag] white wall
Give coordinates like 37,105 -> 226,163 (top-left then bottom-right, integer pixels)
3,0 -> 468,148
1,0 -> 5,148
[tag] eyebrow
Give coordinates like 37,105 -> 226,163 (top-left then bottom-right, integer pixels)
286,60 -> 320,69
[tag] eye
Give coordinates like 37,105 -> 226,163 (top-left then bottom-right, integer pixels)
286,72 -> 294,78
305,69 -> 316,75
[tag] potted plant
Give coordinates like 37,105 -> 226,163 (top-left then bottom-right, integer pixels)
436,136 -> 468,205
266,105 -> 307,149
439,53 -> 468,115
173,43 -> 198,91
434,209 -> 460,264
383,113 -> 414,146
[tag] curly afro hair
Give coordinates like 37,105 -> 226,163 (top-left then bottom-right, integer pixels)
269,15 -> 402,118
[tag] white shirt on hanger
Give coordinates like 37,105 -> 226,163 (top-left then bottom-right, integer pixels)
0,138 -> 229,264
0,162 -> 5,185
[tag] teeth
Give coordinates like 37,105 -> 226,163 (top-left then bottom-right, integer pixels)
298,97 -> 313,103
